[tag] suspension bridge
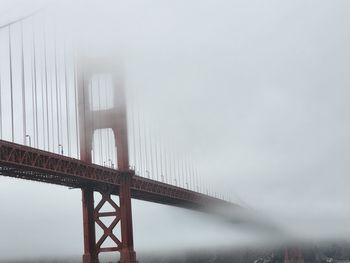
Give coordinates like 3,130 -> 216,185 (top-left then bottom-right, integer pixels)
0,8 -> 303,263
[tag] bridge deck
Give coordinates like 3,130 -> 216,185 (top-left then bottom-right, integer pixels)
0,140 -> 237,210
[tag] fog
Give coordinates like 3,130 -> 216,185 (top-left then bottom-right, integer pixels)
1,0 -> 350,261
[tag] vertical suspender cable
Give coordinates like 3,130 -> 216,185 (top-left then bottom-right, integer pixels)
58,46 -> 63,153
168,151 -> 172,184
102,87 -> 105,166
186,160 -> 189,189
182,159 -> 186,188
189,158 -> 193,191
169,150 -> 173,185
106,80 -> 109,166
177,157 -> 181,187
102,79 -> 105,164
149,124 -> 154,179
171,151 -> 175,185
104,79 -> 108,166
188,158 -> 191,189
143,115 -> 149,178
191,160 -> 196,192
50,41 -> 55,149
196,168 -> 200,193
164,143 -> 168,183
98,78 -> 102,165
154,132 -> 159,181
0,74 -> 2,139
131,104 -> 137,171
64,42 -> 71,156
180,159 -> 183,187
197,168 -> 201,193
90,79 -> 94,163
190,159 -> 194,191
41,60 -> 45,149
172,153 -> 176,186
32,20 -> 38,147
191,159 -> 194,191
73,52 -> 79,158
20,21 -> 27,145
137,109 -> 143,176
50,15 -> 56,150
194,163 -> 197,191
159,137 -> 163,181
187,158 -> 191,190
180,157 -> 183,187
40,26 -> 46,150
96,78 -> 100,163
171,152 -> 174,185
43,22 -> 50,151
101,80 -> 105,166
173,153 -> 176,186
102,79 -> 109,166
8,27 -> 14,142
54,32 -> 60,153
105,78 -> 111,166
183,159 -> 187,189
31,40 -> 35,145
81,64 -> 87,161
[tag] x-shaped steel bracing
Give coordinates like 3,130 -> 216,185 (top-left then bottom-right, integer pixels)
94,193 -> 121,253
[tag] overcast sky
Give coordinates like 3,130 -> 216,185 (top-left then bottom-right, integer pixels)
1,0 -> 350,261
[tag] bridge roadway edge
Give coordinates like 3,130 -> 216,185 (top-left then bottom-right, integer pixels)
0,139 -> 241,212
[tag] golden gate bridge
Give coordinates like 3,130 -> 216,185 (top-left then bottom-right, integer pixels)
0,8 -> 303,263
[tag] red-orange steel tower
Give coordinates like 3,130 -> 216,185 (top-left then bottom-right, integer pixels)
284,246 -> 304,263
77,57 -> 137,263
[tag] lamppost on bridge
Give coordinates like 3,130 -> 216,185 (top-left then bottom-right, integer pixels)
25,134 -> 31,147
58,144 -> 63,155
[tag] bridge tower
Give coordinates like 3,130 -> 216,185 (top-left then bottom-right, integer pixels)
77,57 -> 137,263
284,246 -> 304,263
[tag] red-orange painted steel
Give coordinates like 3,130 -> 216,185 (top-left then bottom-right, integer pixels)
94,193 -> 122,253
77,57 -> 137,263
82,189 -> 98,263
0,139 -> 235,209
284,246 -> 304,263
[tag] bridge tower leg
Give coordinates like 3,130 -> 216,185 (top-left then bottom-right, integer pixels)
77,57 -> 137,263
119,175 -> 137,262
82,189 -> 98,263
284,246 -> 304,263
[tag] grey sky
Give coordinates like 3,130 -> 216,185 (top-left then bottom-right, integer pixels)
1,0 -> 350,260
